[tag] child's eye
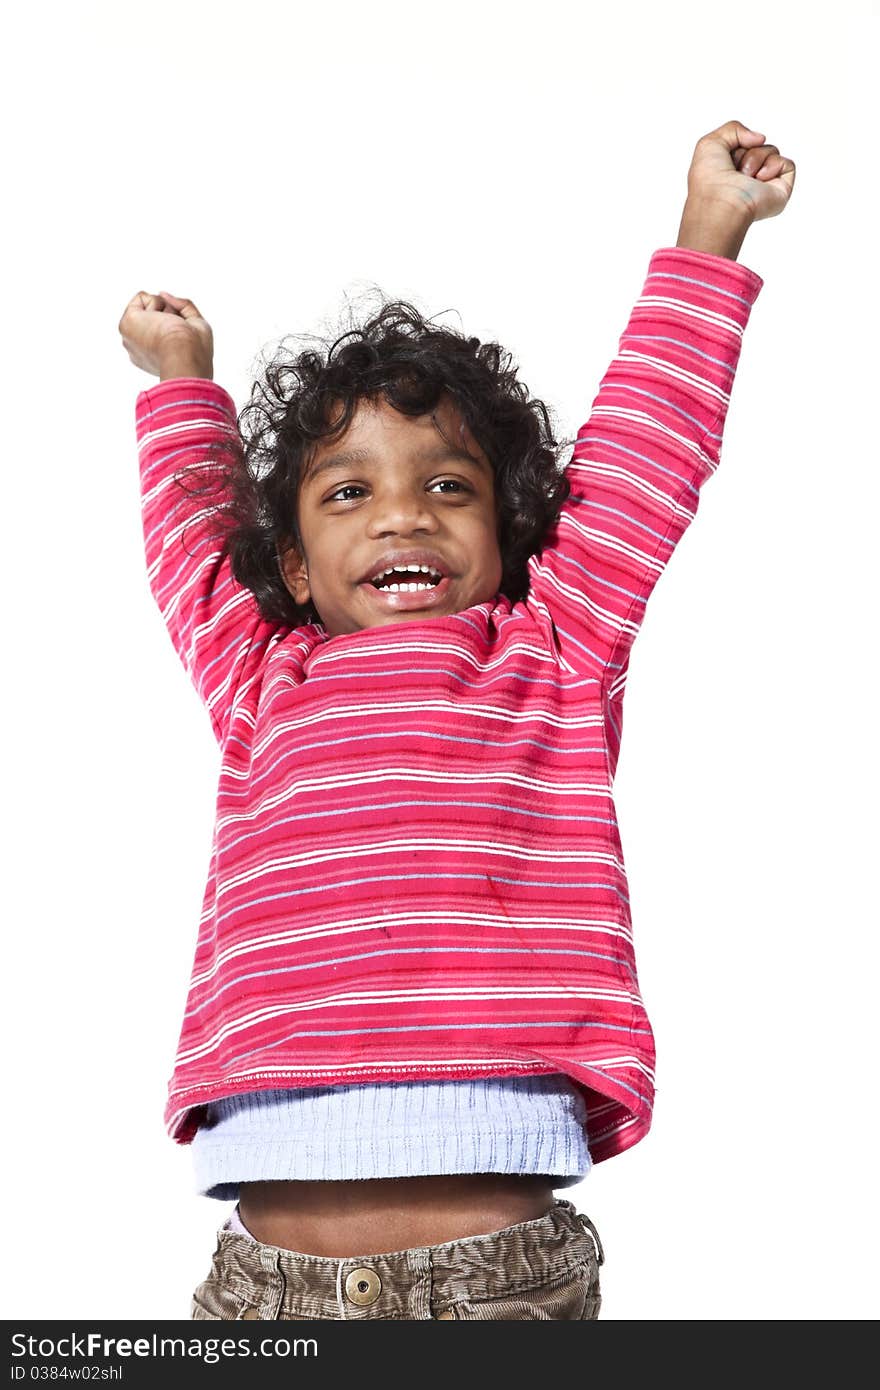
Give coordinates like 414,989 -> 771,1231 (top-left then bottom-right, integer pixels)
325,479 -> 468,503
431,479 -> 467,493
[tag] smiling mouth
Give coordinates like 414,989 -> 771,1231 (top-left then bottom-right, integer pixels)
366,565 -> 445,591
358,574 -> 453,609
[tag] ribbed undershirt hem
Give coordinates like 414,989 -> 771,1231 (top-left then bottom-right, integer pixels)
190,1078 -> 592,1200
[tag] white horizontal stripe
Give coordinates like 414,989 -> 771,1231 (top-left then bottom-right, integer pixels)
583,1097 -> 620,1118
176,986 -> 642,1065
189,982 -> 638,1016
141,462 -> 221,510
216,769 -> 612,833
607,670 -> 627,701
148,531 -> 222,594
635,293 -> 745,338
252,699 -> 603,763
617,349 -> 730,407
568,457 -> 703,521
309,636 -> 561,675
189,913 -> 634,986
588,1055 -> 656,1082
212,839 -> 622,900
558,514 -> 670,572
560,509 -> 676,574
139,415 -> 236,449
527,558 -> 642,641
574,404 -> 714,468
215,786 -> 610,855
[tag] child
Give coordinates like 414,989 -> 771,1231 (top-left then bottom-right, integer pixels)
119,119 -> 794,1321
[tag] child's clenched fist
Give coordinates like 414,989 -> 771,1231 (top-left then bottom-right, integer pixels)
686,119 -> 796,223
118,290 -> 214,379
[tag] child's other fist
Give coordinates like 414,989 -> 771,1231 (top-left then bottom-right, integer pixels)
687,120 -> 796,223
118,290 -> 214,378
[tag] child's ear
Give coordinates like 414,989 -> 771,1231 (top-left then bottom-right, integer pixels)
277,543 -> 310,607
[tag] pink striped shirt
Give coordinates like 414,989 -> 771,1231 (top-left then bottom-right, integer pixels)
136,246 -> 763,1163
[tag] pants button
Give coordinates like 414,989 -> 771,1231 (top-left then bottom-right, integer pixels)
435,1308 -> 456,1319
344,1266 -> 382,1307
240,1306 -> 261,1319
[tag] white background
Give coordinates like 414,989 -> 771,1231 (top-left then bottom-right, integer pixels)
4,0 -> 877,1321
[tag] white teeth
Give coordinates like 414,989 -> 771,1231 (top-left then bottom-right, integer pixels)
376,563 -> 442,579
370,562 -> 444,590
383,582 -> 433,593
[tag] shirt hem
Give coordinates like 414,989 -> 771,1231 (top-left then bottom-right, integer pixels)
166,1055 -> 653,1165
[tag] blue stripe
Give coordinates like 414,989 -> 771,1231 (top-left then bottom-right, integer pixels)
546,622 -> 609,672
200,633 -> 270,686
452,609 -> 493,639
580,381 -> 723,441
140,447 -> 231,491
144,513 -> 222,556
185,945 -> 635,1015
215,874 -> 631,927
645,265 -> 755,307
139,393 -> 234,422
299,664 -> 589,693
606,700 -> 623,745
532,548 -> 650,609
570,495 -> 685,547
571,434 -> 702,500
569,1064 -> 653,1106
226,730 -> 603,759
220,799 -> 615,845
623,334 -> 736,373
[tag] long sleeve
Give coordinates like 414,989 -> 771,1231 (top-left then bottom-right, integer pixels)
136,377 -> 284,744
525,246 -> 764,688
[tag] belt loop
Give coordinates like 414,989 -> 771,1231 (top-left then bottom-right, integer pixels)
578,1213 -> 605,1267
406,1247 -> 434,1321
335,1260 -> 348,1319
257,1245 -> 286,1319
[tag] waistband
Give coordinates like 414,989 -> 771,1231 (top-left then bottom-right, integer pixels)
209,1197 -> 603,1320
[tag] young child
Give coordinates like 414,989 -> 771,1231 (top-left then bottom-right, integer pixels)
119,119 -> 794,1321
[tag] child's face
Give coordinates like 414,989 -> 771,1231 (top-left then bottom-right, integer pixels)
279,393 -> 504,638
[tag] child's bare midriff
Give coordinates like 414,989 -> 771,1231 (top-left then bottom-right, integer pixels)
238,1174 -> 557,1256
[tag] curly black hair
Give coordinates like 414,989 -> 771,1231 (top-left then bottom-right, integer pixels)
177,295 -> 572,629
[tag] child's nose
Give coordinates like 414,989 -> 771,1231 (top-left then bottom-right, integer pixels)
366,489 -> 437,533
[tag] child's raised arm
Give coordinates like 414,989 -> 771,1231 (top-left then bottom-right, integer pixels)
120,291 -> 284,744
526,121 -> 793,709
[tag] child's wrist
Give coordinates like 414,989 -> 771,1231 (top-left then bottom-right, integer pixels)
158,348 -> 214,382
675,197 -> 752,261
